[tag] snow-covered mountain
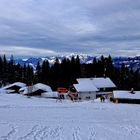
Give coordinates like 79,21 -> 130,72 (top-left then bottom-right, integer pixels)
14,55 -> 140,72
113,56 -> 140,72
14,54 -> 95,67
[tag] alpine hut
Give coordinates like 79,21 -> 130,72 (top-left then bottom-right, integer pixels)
112,90 -> 140,104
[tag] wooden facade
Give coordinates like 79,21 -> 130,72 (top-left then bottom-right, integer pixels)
111,98 -> 140,104
78,91 -> 96,100
96,91 -> 113,98
25,89 -> 46,96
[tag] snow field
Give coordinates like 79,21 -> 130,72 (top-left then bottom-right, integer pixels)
0,93 -> 140,140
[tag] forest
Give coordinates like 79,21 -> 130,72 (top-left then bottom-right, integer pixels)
0,54 -> 140,91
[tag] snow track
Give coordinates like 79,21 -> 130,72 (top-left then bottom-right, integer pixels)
72,127 -> 81,140
88,128 -> 96,140
18,125 -> 39,140
121,124 -> 140,139
0,124 -> 17,140
17,125 -> 63,140
0,123 -> 140,140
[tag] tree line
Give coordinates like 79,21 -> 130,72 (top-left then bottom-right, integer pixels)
0,54 -> 140,90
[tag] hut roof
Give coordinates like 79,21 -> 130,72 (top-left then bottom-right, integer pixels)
92,77 -> 116,88
74,79 -> 98,92
113,90 -> 140,99
20,83 -> 52,95
3,82 -> 26,90
77,77 -> 116,89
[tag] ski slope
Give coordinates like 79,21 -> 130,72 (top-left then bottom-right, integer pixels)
0,92 -> 140,140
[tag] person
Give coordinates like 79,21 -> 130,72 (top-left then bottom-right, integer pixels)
130,88 -> 135,94
100,95 -> 105,102
102,96 -> 105,102
100,95 -> 103,102
56,93 -> 63,102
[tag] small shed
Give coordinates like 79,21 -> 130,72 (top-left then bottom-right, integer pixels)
20,83 -> 52,96
112,90 -> 140,104
74,79 -> 98,100
3,82 -> 26,94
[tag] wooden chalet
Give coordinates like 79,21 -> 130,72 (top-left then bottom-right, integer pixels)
74,79 -> 98,100
75,77 -> 116,100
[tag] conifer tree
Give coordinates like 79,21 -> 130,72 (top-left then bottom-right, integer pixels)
35,61 -> 41,83
41,60 -> 50,84
27,65 -> 34,86
49,58 -> 60,90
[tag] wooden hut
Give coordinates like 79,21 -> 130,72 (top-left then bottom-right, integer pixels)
112,90 -> 140,104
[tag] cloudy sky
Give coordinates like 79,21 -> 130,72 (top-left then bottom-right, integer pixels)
0,0 -> 140,57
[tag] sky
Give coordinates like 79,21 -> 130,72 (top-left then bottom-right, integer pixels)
0,0 -> 140,57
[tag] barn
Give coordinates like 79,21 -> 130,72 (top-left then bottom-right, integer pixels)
112,90 -> 140,104
3,82 -> 26,94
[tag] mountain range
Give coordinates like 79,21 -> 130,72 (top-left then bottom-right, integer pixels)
14,55 -> 140,73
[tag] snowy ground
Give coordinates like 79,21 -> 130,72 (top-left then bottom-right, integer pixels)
0,92 -> 140,140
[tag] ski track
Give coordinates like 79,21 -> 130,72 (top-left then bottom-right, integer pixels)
17,125 -> 62,140
72,127 -> 81,140
17,125 -> 39,140
88,128 -> 96,140
0,124 -> 17,140
1,124 -> 140,140
120,124 -> 140,139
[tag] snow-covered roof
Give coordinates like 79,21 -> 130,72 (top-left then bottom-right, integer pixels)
113,90 -> 140,99
21,83 -> 52,95
34,83 -> 52,92
92,77 -> 116,88
74,79 -> 98,92
3,82 -> 26,90
19,87 -> 26,92
77,77 -> 116,89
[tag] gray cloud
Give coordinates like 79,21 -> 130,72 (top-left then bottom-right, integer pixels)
0,0 -> 140,57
